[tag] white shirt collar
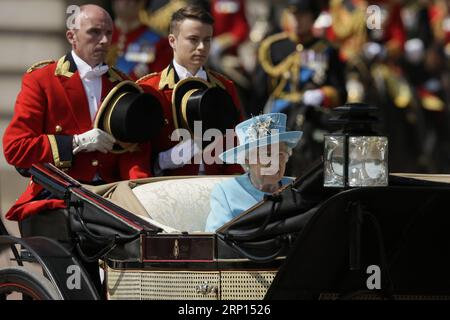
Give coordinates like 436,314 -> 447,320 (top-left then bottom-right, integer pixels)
172,59 -> 207,81
71,50 -> 108,79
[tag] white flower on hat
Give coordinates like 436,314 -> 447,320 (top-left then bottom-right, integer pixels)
246,116 -> 275,142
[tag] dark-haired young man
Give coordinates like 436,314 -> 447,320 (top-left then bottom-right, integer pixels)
138,5 -> 243,176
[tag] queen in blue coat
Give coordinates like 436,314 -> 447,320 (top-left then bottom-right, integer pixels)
205,113 -> 302,232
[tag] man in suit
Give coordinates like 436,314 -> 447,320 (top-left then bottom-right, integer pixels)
137,4 -> 244,176
3,4 -> 153,222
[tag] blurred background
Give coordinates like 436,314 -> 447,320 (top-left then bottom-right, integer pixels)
1,0 -> 450,241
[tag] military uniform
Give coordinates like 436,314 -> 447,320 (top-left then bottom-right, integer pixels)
140,0 -> 188,36
3,53 -> 152,221
257,32 -> 346,113
108,22 -> 172,80
324,0 -> 368,62
254,29 -> 346,177
137,64 -> 244,176
211,0 -> 249,54
366,0 -> 406,59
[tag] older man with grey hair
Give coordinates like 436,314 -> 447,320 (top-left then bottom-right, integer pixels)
3,4 -> 154,294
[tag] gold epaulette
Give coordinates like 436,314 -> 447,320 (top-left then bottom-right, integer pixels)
258,32 -> 297,77
136,72 -> 158,84
27,60 -> 55,73
139,0 -> 187,36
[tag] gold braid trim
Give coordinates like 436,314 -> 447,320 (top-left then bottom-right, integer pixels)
330,0 -> 367,39
259,33 -> 303,103
139,0 -> 187,35
27,60 -> 55,73
54,56 -> 74,77
159,65 -> 176,89
136,72 -> 158,84
373,64 -> 411,109
330,0 -> 367,60
108,66 -> 127,82
47,135 -> 71,168
258,32 -> 298,78
207,70 -> 227,89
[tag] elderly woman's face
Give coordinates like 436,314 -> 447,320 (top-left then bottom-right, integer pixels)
248,143 -> 290,186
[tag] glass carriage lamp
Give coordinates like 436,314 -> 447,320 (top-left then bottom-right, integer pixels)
323,103 -> 388,188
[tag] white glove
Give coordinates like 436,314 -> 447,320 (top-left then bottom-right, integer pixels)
73,128 -> 116,154
302,89 -> 324,106
157,138 -> 201,171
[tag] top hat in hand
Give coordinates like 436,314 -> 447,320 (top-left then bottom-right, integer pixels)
172,78 -> 240,141
94,80 -> 164,153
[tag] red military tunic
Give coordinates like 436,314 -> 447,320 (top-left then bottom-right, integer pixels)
211,0 -> 249,54
3,53 -> 152,221
137,64 -> 244,176
108,23 -> 173,80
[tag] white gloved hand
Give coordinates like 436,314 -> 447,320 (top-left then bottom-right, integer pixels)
157,138 -> 201,171
73,128 -> 116,154
302,89 -> 324,106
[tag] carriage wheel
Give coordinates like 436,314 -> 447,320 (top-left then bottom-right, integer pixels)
0,267 -> 61,300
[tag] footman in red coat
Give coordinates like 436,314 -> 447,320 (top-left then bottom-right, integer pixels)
3,4 -> 157,221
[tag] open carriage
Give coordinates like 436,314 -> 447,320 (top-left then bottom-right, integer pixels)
1,159 -> 450,300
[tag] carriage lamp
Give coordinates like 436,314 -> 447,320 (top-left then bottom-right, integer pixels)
323,103 -> 388,188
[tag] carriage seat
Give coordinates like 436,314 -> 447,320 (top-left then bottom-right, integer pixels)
132,176 -> 231,233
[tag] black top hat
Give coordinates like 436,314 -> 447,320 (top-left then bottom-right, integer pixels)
287,0 -> 321,19
172,78 -> 239,138
94,80 -> 164,153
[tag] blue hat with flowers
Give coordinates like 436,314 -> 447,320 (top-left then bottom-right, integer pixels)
219,113 -> 303,164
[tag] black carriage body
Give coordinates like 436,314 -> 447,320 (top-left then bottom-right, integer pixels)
9,162 -> 450,300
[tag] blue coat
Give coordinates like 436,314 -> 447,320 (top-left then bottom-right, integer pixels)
205,173 -> 293,232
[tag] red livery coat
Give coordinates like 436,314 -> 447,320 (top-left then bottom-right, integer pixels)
3,53 -> 152,221
137,64 -> 244,176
